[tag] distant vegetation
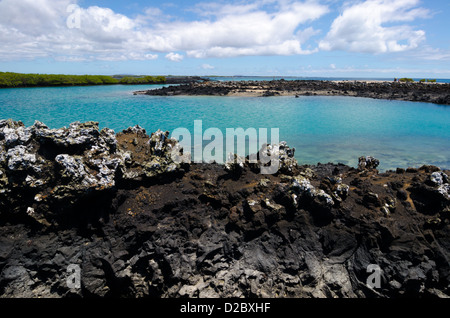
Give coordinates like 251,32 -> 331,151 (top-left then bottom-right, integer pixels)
117,75 -> 166,85
0,72 -> 167,88
398,78 -> 415,83
397,77 -> 437,83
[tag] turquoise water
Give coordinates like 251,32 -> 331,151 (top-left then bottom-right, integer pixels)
0,84 -> 449,171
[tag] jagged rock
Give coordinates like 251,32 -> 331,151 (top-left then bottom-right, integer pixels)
6,145 -> 37,171
437,184 -> 450,201
0,169 -> 8,194
117,126 -> 183,182
55,154 -> 98,187
122,124 -> 147,136
35,121 -> 100,149
276,141 -> 297,174
358,156 -> 380,171
0,120 -> 449,299
429,171 -> 448,186
0,123 -> 32,147
224,153 -> 245,175
320,176 -> 349,204
291,175 -> 316,196
291,175 -> 333,206
149,129 -> 169,155
258,142 -> 297,175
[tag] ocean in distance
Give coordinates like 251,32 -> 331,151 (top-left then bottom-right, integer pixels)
0,80 -> 449,171
205,76 -> 450,83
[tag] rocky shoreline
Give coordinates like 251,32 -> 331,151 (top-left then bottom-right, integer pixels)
163,76 -> 210,84
0,120 -> 449,298
134,80 -> 450,105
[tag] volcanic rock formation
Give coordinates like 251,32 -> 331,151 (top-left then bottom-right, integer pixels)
135,80 -> 450,105
0,120 -> 449,298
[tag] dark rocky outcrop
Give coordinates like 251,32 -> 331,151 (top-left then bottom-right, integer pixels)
134,80 -> 450,105
164,76 -> 210,85
0,120 -> 449,298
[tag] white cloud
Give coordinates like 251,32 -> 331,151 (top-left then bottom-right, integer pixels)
296,26 -> 321,44
319,0 -> 429,54
0,0 -> 70,36
172,0 -> 329,58
165,52 -> 184,62
406,46 -> 450,61
0,0 -> 329,61
187,42 -> 318,58
0,0 -> 144,60
201,64 -> 215,70
0,0 -> 440,63
119,53 -> 158,61
191,2 -> 260,17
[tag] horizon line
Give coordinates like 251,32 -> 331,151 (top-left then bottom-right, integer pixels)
1,71 -> 447,80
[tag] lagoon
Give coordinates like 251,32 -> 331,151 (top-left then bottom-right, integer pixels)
0,84 -> 449,171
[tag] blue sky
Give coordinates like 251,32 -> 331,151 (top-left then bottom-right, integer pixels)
0,0 -> 449,78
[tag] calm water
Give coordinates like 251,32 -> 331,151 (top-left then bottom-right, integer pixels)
0,84 -> 449,171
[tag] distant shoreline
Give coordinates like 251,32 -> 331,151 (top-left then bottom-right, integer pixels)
0,72 -> 207,88
135,79 -> 450,105
204,76 -> 450,84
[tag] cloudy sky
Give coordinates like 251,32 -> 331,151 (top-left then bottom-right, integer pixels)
0,0 -> 449,77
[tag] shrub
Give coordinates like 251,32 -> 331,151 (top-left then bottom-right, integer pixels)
119,76 -> 166,84
399,78 -> 414,83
